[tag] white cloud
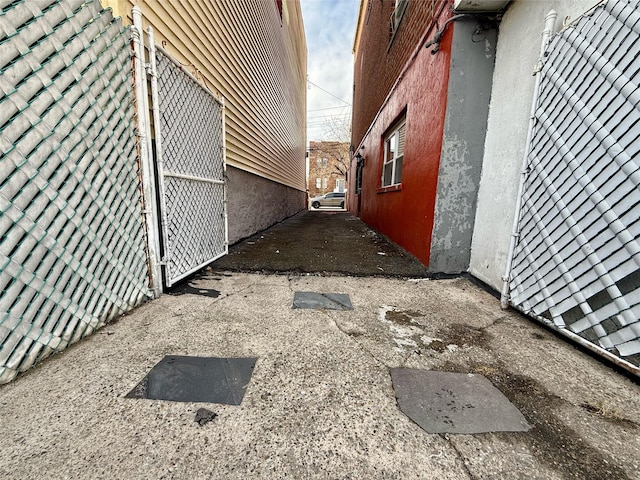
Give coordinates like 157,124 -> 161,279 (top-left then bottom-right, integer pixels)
300,0 -> 360,143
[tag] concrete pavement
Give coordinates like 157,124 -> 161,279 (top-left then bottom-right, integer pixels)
2,212 -> 639,478
1,270 -> 638,479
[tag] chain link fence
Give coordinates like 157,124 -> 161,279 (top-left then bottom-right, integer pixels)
0,0 -> 152,383
153,49 -> 227,287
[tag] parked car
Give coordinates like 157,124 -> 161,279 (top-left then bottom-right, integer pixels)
310,192 -> 345,209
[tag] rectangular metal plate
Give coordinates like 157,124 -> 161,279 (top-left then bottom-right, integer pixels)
126,356 -> 257,405
391,368 -> 530,434
292,292 -> 353,310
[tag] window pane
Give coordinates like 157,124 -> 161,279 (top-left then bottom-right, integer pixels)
394,156 -> 403,185
383,162 -> 393,186
316,178 -> 321,188
385,134 -> 397,161
322,178 -> 328,188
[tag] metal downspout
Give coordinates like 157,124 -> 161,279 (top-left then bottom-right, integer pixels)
500,10 -> 557,309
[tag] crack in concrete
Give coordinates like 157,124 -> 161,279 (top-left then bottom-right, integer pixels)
205,281 -> 257,309
440,433 -> 477,480
286,276 -> 296,294
323,312 -> 388,370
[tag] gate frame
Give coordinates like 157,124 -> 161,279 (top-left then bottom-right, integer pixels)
500,3 -> 640,378
146,29 -> 228,289
131,7 -> 163,297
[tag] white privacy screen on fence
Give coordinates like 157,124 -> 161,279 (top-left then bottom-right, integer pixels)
152,49 -> 227,288
0,0 -> 152,383
509,0 -> 640,372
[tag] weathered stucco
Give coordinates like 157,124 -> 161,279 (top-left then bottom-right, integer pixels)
226,166 -> 306,244
429,19 -> 498,273
469,0 -> 602,290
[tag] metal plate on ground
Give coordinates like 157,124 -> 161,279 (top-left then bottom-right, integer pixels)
126,356 -> 257,405
292,292 -> 353,310
390,368 -> 530,434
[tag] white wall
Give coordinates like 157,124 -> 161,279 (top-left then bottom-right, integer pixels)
469,0 -> 601,290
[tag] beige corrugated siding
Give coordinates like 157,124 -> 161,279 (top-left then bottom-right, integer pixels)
103,0 -> 307,191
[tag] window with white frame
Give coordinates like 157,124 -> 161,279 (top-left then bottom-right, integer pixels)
322,177 -> 328,188
316,177 -> 321,188
382,118 -> 405,187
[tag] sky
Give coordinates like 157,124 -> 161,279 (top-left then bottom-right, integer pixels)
299,0 -> 361,143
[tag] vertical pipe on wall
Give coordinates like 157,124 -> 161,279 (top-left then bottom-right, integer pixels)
500,9 -> 557,309
146,26 -> 167,294
221,97 -> 229,255
132,7 -> 162,296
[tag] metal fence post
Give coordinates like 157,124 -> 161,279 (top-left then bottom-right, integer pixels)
132,7 -> 162,296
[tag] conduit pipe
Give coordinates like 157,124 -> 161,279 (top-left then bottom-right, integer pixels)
425,14 -> 489,54
132,7 -> 162,296
500,9 -> 557,310
146,26 -> 168,296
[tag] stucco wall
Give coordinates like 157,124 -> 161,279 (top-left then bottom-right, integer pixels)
469,0 -> 602,290
226,166 -> 306,244
429,19 -> 498,273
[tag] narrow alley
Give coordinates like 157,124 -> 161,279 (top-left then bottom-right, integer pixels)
2,1 -> 639,478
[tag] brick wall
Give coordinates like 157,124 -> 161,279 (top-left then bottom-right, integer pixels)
308,141 -> 349,198
352,0 -> 446,147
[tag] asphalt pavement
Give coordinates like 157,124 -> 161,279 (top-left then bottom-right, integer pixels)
212,210 -> 431,277
1,211 -> 638,479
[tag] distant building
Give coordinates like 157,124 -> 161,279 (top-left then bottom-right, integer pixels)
307,141 -> 349,199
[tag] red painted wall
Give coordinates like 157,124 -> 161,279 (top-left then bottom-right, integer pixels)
348,4 -> 453,267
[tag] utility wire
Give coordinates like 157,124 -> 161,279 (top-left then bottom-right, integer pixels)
307,78 -> 352,106
307,112 -> 351,120
308,105 -> 352,112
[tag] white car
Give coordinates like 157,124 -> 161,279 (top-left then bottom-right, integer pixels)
310,192 -> 345,209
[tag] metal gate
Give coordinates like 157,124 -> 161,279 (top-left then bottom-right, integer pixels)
149,46 -> 228,288
507,0 -> 640,375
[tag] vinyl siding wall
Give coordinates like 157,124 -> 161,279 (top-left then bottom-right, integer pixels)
104,0 -> 307,191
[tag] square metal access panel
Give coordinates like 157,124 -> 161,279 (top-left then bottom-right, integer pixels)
292,292 -> 353,310
126,356 -> 257,405
391,369 -> 530,434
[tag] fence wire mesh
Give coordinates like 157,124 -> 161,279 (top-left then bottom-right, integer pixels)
509,0 -> 640,370
154,49 -> 226,287
0,0 -> 151,383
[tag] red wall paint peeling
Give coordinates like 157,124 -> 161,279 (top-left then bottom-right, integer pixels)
348,8 -> 453,267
